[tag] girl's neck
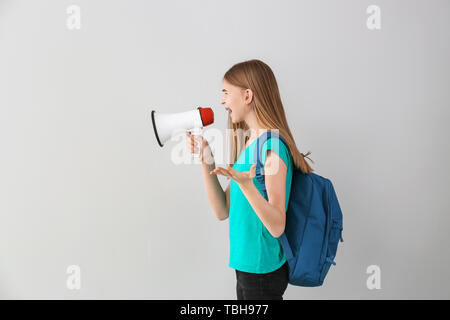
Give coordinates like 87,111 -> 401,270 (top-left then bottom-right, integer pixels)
244,112 -> 267,145
245,126 -> 267,147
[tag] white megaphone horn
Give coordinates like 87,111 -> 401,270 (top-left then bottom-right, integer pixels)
151,107 -> 214,147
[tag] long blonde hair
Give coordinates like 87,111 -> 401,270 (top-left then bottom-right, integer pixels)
224,59 -> 314,174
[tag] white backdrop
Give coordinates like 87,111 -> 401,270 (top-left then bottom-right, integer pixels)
0,0 -> 449,299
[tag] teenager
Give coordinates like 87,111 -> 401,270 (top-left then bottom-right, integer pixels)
186,59 -> 313,300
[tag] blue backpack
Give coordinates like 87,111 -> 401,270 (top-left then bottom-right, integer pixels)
254,130 -> 343,287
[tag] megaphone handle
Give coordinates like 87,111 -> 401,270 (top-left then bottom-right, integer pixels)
189,127 -> 203,159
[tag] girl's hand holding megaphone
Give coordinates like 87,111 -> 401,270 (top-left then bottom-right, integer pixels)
185,130 -> 214,164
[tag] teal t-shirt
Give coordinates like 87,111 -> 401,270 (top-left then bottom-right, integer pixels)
229,135 -> 293,274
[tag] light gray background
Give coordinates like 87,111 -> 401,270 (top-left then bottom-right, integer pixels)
0,0 -> 449,299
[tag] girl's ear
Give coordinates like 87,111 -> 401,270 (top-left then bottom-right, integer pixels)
244,88 -> 253,105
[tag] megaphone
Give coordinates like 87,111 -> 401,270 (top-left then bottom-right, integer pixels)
151,107 -> 214,147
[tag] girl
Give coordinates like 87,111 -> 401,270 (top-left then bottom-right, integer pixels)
186,59 -> 313,300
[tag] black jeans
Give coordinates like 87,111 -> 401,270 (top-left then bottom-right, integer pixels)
235,261 -> 289,300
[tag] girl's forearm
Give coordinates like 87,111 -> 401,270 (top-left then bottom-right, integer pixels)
239,182 -> 285,237
200,159 -> 228,220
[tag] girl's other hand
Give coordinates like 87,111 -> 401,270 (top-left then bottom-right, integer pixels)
210,164 -> 257,189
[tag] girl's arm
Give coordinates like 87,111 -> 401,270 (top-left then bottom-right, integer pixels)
201,160 -> 230,221
239,150 -> 287,238
187,131 -> 230,221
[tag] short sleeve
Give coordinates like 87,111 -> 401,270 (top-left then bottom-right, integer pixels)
261,137 -> 291,169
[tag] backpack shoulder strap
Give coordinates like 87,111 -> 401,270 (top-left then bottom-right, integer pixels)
253,130 -> 288,199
